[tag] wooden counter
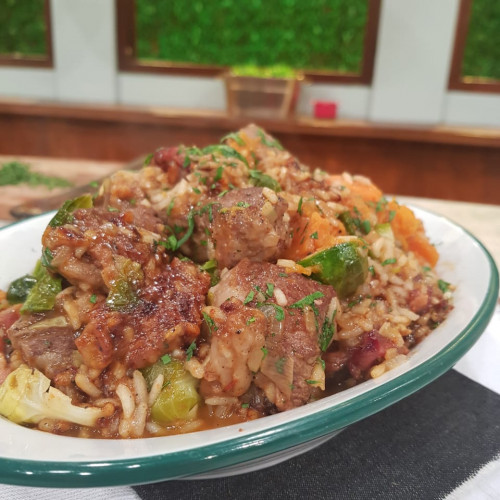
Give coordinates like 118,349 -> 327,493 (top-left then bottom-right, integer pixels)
0,100 -> 499,204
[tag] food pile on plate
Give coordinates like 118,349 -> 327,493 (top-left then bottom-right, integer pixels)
0,125 -> 452,438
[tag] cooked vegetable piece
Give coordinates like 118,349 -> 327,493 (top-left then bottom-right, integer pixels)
6,275 -> 37,304
106,257 -> 144,311
20,265 -> 61,313
375,222 -> 394,240
298,240 -> 368,298
48,194 -> 93,228
0,364 -> 104,426
142,360 -> 200,424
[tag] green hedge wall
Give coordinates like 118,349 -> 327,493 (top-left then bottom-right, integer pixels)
136,0 -> 369,73
0,0 -> 47,55
463,0 -> 500,80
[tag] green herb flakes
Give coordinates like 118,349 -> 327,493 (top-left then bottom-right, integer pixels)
185,341 -> 196,361
161,353 -> 172,365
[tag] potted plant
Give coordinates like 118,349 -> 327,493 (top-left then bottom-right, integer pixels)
224,64 -> 304,119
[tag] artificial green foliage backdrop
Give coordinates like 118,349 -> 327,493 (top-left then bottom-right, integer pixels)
0,0 -> 47,55
136,0 -> 369,73
1,0 -> 499,81
462,0 -> 500,80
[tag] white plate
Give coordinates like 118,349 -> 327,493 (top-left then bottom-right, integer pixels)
0,207 -> 497,487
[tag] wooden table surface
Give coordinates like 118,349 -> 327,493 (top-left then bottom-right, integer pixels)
0,155 -> 123,220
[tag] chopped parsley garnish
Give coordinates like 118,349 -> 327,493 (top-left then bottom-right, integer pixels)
201,144 -> 248,167
241,403 -> 250,408
319,357 -> 326,371
261,346 -> 268,360
388,210 -> 396,222
243,290 -> 255,304
185,341 -> 196,361
437,279 -> 450,293
221,132 -> 246,146
275,357 -> 286,374
297,197 -> 303,215
347,296 -> 363,308
382,258 -> 397,266
0,161 -> 73,190
257,128 -> 284,150
368,265 -> 375,276
267,303 -> 285,321
236,201 -> 250,208
248,169 -> 281,192
265,282 -> 274,298
310,231 -> 319,239
192,187 -> 201,194
306,379 -> 319,385
200,259 -> 217,271
89,180 -> 99,188
161,353 -> 172,365
107,206 -> 119,212
182,156 -> 191,168
289,291 -> 324,310
202,311 -> 218,334
361,220 -> 371,234
143,153 -> 153,166
375,197 -> 387,213
319,312 -> 336,351
422,265 -> 432,272
89,294 -> 97,304
166,198 -> 175,216
246,316 -> 256,325
213,166 -> 224,182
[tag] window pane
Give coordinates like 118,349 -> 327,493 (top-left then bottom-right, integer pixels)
0,0 -> 47,57
462,0 -> 500,80
136,0 -> 369,73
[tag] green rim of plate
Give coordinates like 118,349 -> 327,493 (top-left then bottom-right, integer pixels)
0,211 -> 497,488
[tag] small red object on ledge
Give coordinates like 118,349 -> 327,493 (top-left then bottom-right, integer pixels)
314,100 -> 338,119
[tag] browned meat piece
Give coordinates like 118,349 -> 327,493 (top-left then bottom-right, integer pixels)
7,311 -> 78,380
209,259 -> 338,411
209,187 -> 291,269
76,258 -> 210,371
199,298 -> 267,398
42,206 -> 164,291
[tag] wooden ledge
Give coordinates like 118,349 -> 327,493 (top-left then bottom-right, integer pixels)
1,98 -> 499,149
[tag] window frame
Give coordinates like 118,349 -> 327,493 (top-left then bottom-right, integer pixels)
448,0 -> 500,93
116,0 -> 381,84
0,0 -> 53,69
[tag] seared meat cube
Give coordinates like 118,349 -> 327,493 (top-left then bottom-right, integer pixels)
209,259 -> 338,410
8,311 -> 78,380
210,187 -> 291,269
76,258 -> 210,372
42,205 -> 164,292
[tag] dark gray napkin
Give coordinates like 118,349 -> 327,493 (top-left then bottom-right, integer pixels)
134,370 -> 500,500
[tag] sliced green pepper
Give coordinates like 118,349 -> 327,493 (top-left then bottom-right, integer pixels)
298,240 -> 368,299
142,359 -> 200,424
